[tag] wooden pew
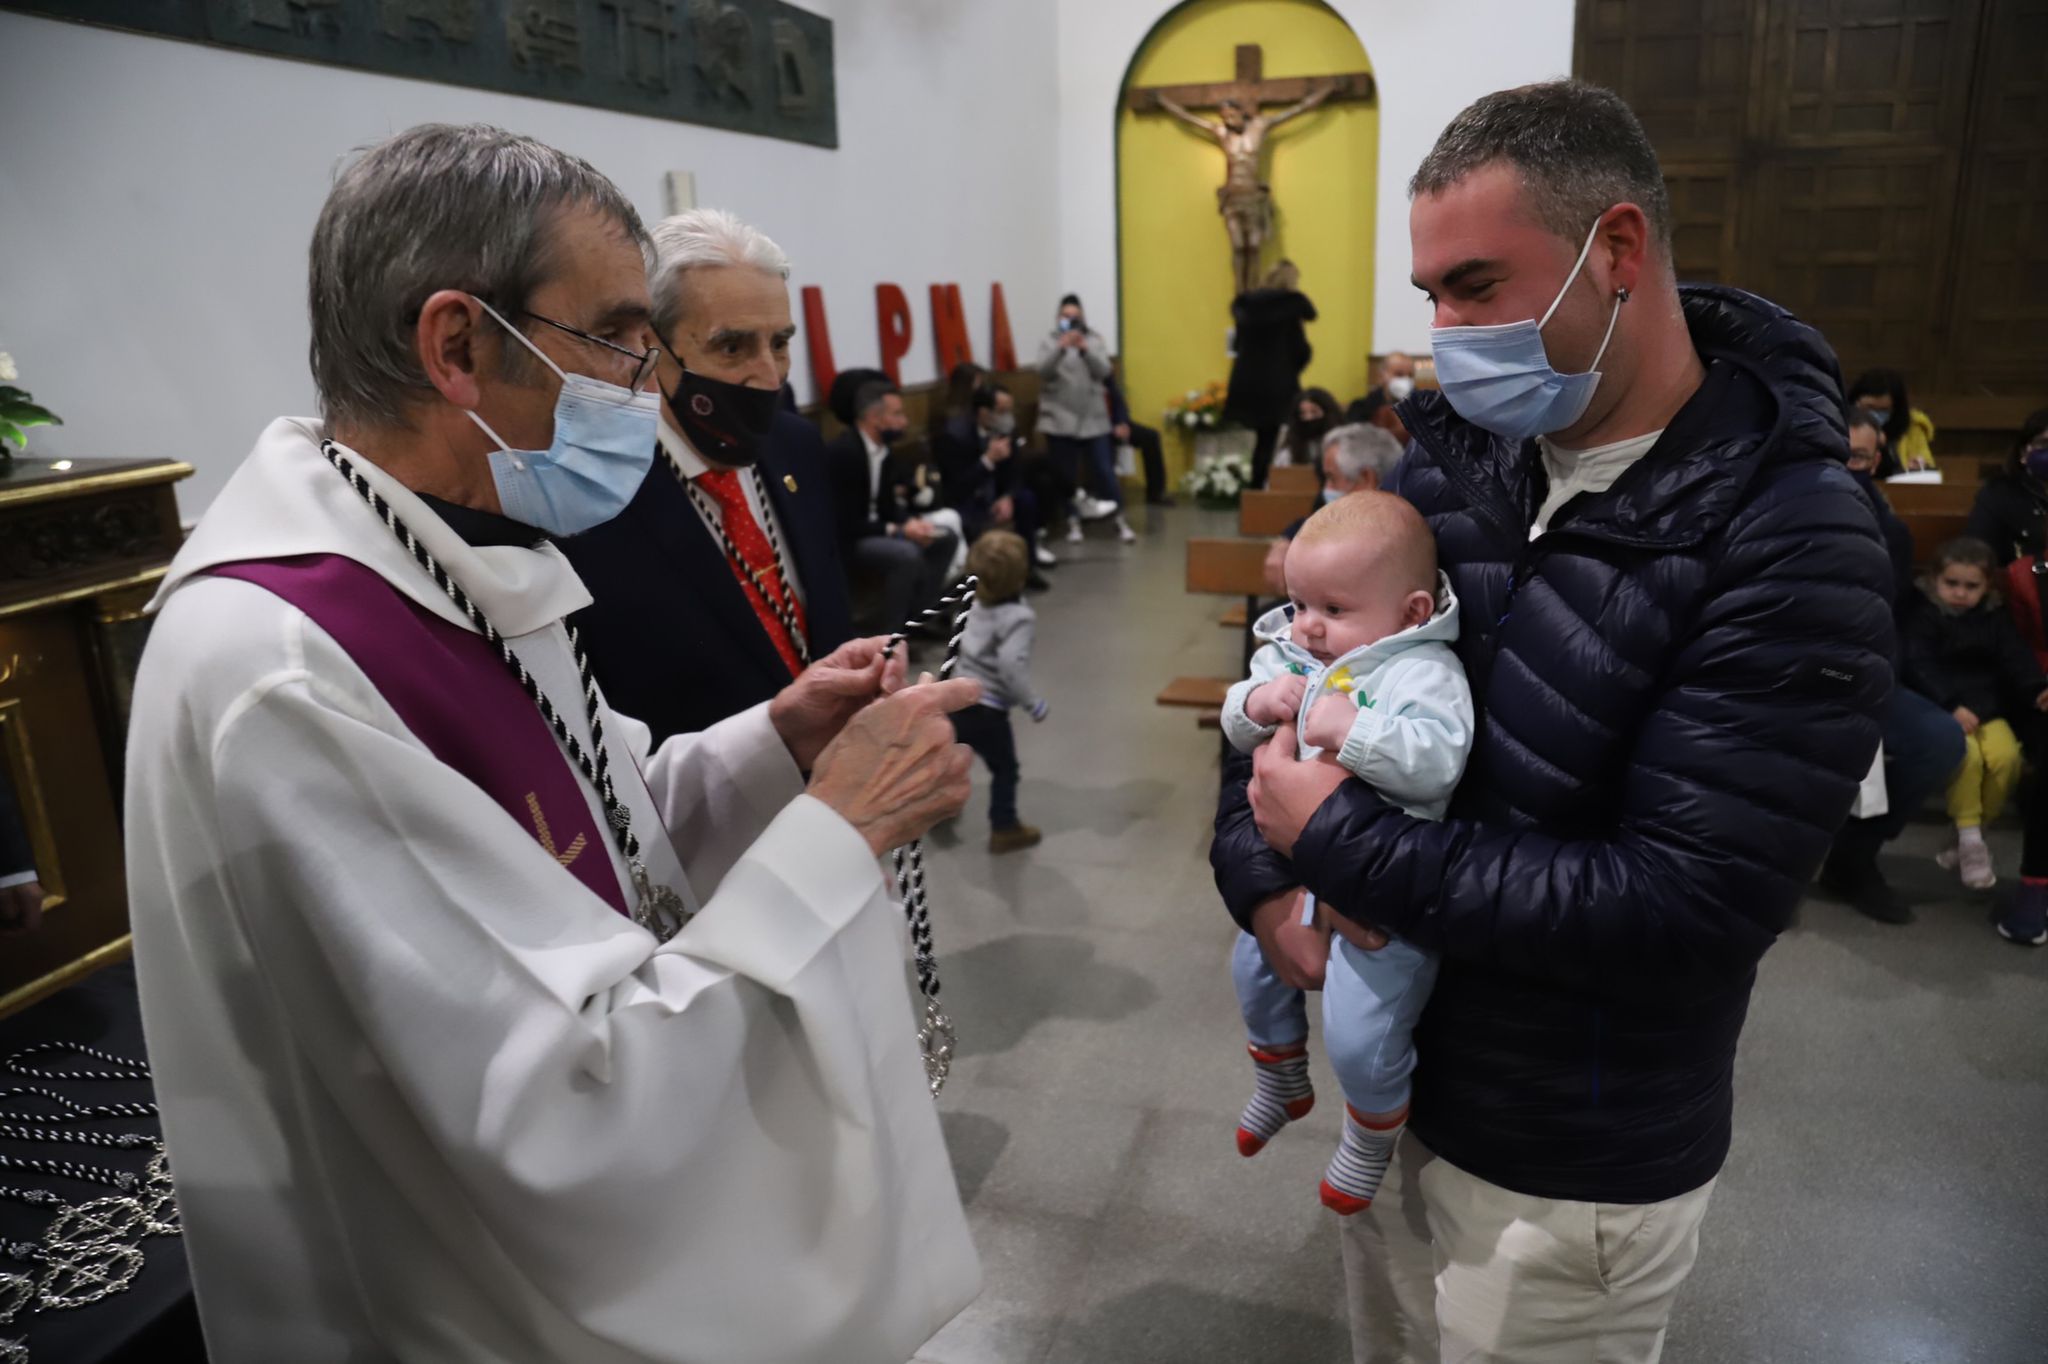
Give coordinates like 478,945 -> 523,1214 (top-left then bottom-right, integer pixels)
1239,488 -> 1316,536
1883,481 -> 1977,516
1898,510 -> 1971,569
1269,464 -> 1319,495
1162,536 -> 1275,725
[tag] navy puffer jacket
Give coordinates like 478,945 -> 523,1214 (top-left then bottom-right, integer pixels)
1212,285 -> 1894,1203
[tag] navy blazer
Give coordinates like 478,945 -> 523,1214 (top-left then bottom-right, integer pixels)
557,411 -> 854,747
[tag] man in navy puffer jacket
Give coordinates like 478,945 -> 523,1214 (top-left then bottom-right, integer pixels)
1213,81 -> 1894,1362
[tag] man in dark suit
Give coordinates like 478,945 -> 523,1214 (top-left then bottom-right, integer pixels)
554,208 -> 854,746
827,380 -> 958,633
936,382 -> 1049,589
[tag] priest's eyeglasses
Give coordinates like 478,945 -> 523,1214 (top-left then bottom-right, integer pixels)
521,310 -> 661,393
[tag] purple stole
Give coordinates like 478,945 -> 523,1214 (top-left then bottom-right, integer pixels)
210,553 -> 631,918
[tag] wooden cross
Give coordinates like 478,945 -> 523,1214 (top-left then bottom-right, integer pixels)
1123,43 -> 1373,118
1126,43 -> 1375,294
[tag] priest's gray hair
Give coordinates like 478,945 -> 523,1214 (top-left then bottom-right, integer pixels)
309,123 -> 650,432
649,209 -> 792,341
1323,423 -> 1405,484
1410,79 -> 1671,248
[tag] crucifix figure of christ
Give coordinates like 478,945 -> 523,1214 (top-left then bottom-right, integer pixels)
1127,44 -> 1375,295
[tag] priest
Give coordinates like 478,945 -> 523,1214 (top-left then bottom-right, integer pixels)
124,122 -> 982,1364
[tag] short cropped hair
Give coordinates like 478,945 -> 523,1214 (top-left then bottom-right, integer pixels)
853,379 -> 899,422
1293,489 -> 1436,597
969,530 -> 1030,603
1410,79 -> 1670,247
309,122 -> 648,432
647,207 -> 790,342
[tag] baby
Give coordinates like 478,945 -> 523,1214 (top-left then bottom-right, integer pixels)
1220,490 -> 1474,1214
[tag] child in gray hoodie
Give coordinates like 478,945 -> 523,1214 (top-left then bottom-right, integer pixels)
952,531 -> 1049,853
1220,491 -> 1474,1214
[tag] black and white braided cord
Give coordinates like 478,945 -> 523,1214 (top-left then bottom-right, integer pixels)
879,577 -> 979,1094
4,1045 -> 148,1085
663,451 -> 810,668
321,442 -> 642,869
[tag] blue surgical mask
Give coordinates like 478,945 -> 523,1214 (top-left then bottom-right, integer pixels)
1321,485 -> 1343,504
468,298 -> 660,536
1429,217 -> 1627,440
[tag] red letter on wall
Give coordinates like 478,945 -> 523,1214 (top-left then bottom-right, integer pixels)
876,283 -> 914,384
989,282 -> 1017,372
930,283 -> 973,376
801,285 -> 837,404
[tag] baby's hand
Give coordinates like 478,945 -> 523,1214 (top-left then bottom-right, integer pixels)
1249,674 -> 1308,727
1304,693 -> 1356,752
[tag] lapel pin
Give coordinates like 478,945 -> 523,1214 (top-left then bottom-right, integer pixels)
784,474 -> 798,493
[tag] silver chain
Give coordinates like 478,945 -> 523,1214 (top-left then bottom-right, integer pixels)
0,1049 -> 180,1359
320,441 -> 689,941
879,576 -> 979,1097
662,450 -> 811,671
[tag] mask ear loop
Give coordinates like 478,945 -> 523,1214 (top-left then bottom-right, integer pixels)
465,295 -> 573,452
1538,217 -> 1630,375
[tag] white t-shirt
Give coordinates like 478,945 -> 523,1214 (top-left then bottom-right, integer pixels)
1532,429 -> 1664,539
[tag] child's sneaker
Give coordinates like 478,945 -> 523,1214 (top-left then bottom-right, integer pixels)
1996,882 -> 2048,945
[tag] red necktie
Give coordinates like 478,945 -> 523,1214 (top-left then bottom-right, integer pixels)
693,469 -> 808,677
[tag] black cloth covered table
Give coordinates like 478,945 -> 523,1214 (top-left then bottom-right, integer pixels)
0,962 -> 203,1362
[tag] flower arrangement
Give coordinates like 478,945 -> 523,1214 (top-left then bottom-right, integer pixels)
0,352 -> 62,464
1182,450 -> 1255,507
1164,381 -> 1231,431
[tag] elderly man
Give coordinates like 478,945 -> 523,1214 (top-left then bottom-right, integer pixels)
1350,352 -> 1419,445
555,208 -> 854,745
125,124 -> 981,1363
1321,422 -> 1405,498
1214,81 -> 1890,1361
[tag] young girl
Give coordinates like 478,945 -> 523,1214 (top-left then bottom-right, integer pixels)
951,531 -> 1049,853
1902,537 -> 2048,889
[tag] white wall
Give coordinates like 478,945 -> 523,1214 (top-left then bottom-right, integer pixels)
0,3 -> 1060,513
1052,0 -> 1577,356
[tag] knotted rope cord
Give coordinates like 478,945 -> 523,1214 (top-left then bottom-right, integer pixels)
880,576 -> 979,1096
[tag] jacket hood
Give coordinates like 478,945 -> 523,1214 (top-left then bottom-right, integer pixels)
154,416 -> 590,638
1252,571 -> 1462,672
1398,284 -> 1848,549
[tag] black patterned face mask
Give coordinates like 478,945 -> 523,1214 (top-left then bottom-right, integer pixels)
662,347 -> 781,468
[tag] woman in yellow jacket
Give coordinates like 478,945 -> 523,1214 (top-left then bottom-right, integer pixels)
1850,367 -> 1938,473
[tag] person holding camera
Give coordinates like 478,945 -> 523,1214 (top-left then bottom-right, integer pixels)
1037,294 -> 1135,545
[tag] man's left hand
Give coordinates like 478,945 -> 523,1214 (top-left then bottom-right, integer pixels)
992,495 -> 1015,524
1249,722 -> 1347,859
1113,423 -> 1131,442
770,636 -> 911,772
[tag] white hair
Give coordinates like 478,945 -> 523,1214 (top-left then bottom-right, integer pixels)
648,208 -> 791,339
1323,423 -> 1405,484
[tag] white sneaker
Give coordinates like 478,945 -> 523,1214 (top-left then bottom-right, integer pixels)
1117,515 -> 1137,544
1958,835 -> 1997,890
1075,495 -> 1117,522
1066,520 -> 1083,544
1034,545 -> 1058,567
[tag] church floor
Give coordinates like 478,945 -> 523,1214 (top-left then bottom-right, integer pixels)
909,504 -> 2048,1364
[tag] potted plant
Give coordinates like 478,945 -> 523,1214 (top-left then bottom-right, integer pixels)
0,352 -> 64,468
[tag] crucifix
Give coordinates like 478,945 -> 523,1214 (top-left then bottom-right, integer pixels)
1127,44 -> 1375,294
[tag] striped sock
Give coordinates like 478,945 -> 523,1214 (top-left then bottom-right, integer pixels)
1319,1103 -> 1408,1215
1236,1042 -> 1315,1157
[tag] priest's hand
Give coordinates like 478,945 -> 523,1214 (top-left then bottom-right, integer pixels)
809,677 -> 980,855
769,636 -> 912,772
1248,721 -> 1347,859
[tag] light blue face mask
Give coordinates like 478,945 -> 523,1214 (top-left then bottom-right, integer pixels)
1429,216 -> 1628,440
1321,485 -> 1343,504
467,298 -> 660,536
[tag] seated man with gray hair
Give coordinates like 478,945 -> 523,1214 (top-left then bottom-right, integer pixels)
1321,422 -> 1407,501
124,122 -> 981,1362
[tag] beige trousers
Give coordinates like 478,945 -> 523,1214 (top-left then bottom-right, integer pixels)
1341,1133 -> 1716,1364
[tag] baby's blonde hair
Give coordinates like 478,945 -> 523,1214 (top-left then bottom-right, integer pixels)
1292,490 -> 1436,597
968,530 -> 1030,602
